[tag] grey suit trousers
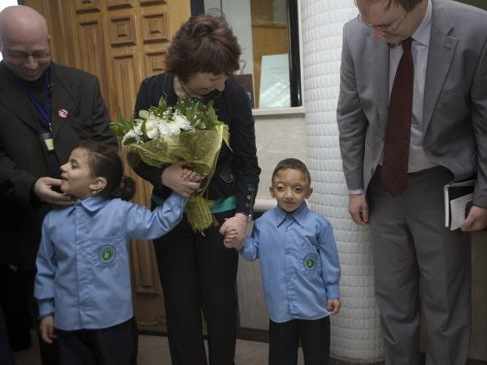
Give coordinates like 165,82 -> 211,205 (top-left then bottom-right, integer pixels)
368,167 -> 471,365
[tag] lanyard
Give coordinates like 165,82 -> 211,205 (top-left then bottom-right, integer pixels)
24,72 -> 53,131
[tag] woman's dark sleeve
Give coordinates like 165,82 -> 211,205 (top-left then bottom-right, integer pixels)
227,80 -> 261,215
129,78 -> 172,197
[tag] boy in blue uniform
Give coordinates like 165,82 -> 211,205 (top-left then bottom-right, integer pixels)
34,141 -> 199,365
224,158 -> 341,365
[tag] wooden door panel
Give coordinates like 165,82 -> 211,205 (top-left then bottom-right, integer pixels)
75,0 -> 102,12
76,14 -> 111,101
139,0 -> 166,5
107,0 -> 136,9
144,48 -> 167,76
141,8 -> 169,43
110,49 -> 142,118
109,12 -> 137,46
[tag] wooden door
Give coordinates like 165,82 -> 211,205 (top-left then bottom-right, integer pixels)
24,0 -> 191,333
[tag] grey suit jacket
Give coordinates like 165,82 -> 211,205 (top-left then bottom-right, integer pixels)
337,0 -> 487,207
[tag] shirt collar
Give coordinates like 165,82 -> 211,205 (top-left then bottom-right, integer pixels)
66,195 -> 108,215
272,202 -> 310,227
411,0 -> 432,47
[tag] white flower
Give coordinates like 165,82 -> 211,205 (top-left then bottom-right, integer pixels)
157,123 -> 172,137
166,123 -> 181,136
122,123 -> 143,144
145,118 -> 160,139
173,112 -> 193,131
138,110 -> 149,119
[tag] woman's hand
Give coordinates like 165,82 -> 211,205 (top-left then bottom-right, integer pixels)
40,315 -> 56,344
161,163 -> 202,197
219,213 -> 248,248
222,228 -> 243,249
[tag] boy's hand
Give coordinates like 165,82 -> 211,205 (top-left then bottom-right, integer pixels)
40,315 -> 56,344
327,299 -> 341,315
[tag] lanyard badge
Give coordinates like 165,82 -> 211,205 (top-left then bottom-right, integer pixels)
40,132 -> 55,151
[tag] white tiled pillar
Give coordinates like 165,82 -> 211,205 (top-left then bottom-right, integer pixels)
300,0 -> 384,362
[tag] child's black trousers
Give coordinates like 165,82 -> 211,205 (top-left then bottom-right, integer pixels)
56,317 -> 137,365
269,316 -> 330,365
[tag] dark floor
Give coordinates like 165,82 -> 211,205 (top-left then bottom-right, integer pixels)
14,331 -> 305,365
14,333 -> 487,365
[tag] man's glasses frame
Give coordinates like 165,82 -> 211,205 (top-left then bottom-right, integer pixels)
3,48 -> 51,62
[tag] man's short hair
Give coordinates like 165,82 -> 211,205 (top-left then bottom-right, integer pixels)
356,0 -> 424,12
387,0 -> 424,11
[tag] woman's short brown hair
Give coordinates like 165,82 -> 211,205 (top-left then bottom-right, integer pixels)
165,15 -> 241,82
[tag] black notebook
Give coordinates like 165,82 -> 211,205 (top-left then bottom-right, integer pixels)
444,179 -> 474,230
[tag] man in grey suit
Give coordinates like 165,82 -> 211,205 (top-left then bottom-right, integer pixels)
337,0 -> 487,364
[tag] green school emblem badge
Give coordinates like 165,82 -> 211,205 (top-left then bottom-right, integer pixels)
303,253 -> 318,270
99,245 -> 116,264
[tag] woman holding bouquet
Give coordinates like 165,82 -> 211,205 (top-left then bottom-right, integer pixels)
130,15 -> 261,365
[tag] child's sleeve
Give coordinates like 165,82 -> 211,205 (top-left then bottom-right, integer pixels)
317,220 -> 341,300
34,215 -> 56,318
125,193 -> 187,240
239,221 -> 261,261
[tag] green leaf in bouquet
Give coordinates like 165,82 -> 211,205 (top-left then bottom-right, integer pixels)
110,116 -> 136,138
158,96 -> 168,110
185,195 -> 214,233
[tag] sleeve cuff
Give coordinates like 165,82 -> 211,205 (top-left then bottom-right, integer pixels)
326,285 -> 340,300
349,189 -> 364,195
38,300 -> 55,318
239,239 -> 254,260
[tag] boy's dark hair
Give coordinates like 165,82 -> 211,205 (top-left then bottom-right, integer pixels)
271,158 -> 312,185
76,141 -> 135,201
165,15 -> 241,82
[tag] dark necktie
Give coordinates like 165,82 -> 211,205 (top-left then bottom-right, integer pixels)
381,38 -> 414,194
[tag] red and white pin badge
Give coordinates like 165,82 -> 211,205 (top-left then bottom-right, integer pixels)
58,109 -> 69,119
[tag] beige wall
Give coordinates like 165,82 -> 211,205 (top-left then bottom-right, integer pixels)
254,109 -> 307,201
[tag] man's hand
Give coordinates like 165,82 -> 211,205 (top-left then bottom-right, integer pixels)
161,163 -> 201,197
462,205 -> 487,232
349,194 -> 369,224
39,315 -> 56,344
327,299 -> 341,315
219,213 -> 248,248
34,177 -> 72,205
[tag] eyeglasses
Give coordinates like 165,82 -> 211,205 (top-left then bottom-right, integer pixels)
3,49 -> 51,62
360,10 -> 408,33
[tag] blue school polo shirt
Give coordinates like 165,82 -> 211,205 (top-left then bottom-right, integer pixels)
34,193 -> 186,331
241,203 -> 340,323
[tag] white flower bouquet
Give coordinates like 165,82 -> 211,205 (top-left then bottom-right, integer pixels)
111,98 -> 229,232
